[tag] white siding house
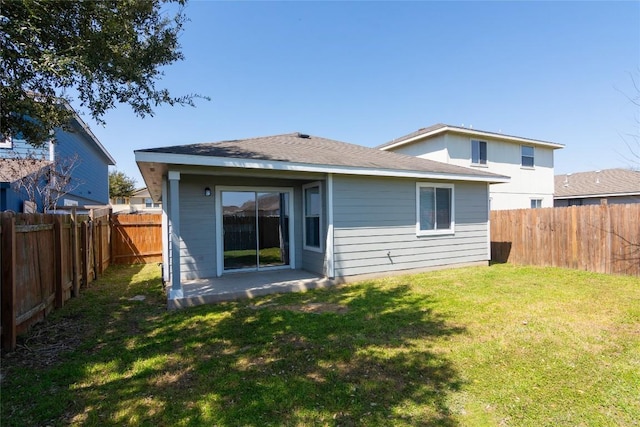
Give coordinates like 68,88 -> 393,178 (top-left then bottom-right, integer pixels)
135,133 -> 508,306
379,124 -> 564,210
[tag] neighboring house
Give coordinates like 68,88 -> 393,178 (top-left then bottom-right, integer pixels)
554,168 -> 640,206
0,103 -> 116,211
378,124 -> 564,210
110,187 -> 162,213
135,132 -> 508,300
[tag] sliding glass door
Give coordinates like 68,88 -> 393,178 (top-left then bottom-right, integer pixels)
221,190 -> 290,271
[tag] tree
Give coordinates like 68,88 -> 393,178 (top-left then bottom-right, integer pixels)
1,0 -> 205,148
109,170 -> 136,198
3,150 -> 81,212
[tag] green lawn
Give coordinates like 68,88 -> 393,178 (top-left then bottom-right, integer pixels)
1,264 -> 639,426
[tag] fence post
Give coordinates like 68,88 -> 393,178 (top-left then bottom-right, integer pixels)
70,207 -> 80,297
81,220 -> 89,288
54,216 -> 64,309
1,213 -> 17,352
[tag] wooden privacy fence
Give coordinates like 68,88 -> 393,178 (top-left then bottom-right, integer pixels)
111,214 -> 162,264
1,208 -> 110,351
491,204 -> 640,276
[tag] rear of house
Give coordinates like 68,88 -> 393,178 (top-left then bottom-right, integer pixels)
379,124 -> 564,210
135,133 -> 508,303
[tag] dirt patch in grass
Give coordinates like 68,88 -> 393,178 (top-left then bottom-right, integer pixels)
277,302 -> 350,314
1,315 -> 89,373
248,301 -> 350,314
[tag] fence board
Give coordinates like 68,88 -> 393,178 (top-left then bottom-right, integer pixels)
491,204 -> 640,276
1,208 -> 111,351
111,214 -> 163,264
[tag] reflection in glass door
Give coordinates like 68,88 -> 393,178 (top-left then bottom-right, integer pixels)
222,190 -> 290,271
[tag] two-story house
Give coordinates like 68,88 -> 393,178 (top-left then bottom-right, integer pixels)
378,124 -> 564,210
0,102 -> 115,212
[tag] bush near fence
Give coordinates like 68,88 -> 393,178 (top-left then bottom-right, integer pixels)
1,208 -> 111,351
491,203 -> 640,276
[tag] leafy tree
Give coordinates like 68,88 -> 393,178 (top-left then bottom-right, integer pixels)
109,170 -> 136,198
1,0 -> 205,147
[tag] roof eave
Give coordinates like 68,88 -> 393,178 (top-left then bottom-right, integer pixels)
381,125 -> 564,151
135,150 -> 510,184
554,191 -> 640,199
62,102 -> 116,165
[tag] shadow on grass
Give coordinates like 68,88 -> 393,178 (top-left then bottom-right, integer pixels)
2,266 -> 465,426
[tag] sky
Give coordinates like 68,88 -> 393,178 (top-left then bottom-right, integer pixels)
81,1 -> 640,187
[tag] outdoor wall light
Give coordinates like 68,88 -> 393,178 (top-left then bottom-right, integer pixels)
204,187 -> 212,197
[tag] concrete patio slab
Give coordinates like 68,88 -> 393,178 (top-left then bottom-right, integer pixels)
168,269 -> 335,309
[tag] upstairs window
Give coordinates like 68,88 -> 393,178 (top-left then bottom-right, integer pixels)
521,145 -> 535,168
416,183 -> 455,235
471,139 -> 487,165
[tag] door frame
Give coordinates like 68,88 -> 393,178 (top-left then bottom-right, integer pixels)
215,185 -> 296,276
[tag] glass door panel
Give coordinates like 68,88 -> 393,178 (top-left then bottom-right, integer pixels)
221,190 -> 291,272
257,192 -> 290,267
222,191 -> 257,270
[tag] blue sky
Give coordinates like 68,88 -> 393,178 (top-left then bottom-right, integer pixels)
83,1 -> 640,187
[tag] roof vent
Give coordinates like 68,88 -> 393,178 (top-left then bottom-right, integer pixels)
297,132 -> 310,139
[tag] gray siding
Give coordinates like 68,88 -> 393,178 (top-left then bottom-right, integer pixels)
176,174 -> 311,280
178,175 -> 216,280
332,176 -> 489,278
555,196 -> 640,207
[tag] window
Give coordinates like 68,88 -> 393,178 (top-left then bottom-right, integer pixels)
416,183 -> 454,235
531,199 -> 542,208
568,199 -> 582,206
303,183 -> 322,251
0,137 -> 12,149
521,145 -> 535,168
471,139 -> 487,165
145,198 -> 160,208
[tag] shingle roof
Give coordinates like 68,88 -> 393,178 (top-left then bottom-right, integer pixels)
377,123 -> 562,150
554,168 -> 640,198
137,132 -> 508,180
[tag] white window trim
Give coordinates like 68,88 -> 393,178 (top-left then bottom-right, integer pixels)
215,185 -> 296,276
0,136 -> 12,149
303,181 -> 323,253
521,145 -> 535,169
471,139 -> 488,166
530,198 -> 543,209
416,182 -> 455,236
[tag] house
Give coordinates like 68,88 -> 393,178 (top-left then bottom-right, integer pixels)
111,187 -> 162,213
0,103 -> 116,211
554,168 -> 640,206
135,132 -> 508,305
377,124 -> 564,210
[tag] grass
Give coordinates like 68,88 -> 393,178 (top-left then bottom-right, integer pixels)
224,247 -> 285,268
1,264 -> 639,426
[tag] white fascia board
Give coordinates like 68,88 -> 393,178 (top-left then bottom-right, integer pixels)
135,151 -> 510,184
554,192 -> 640,199
381,126 -> 564,151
